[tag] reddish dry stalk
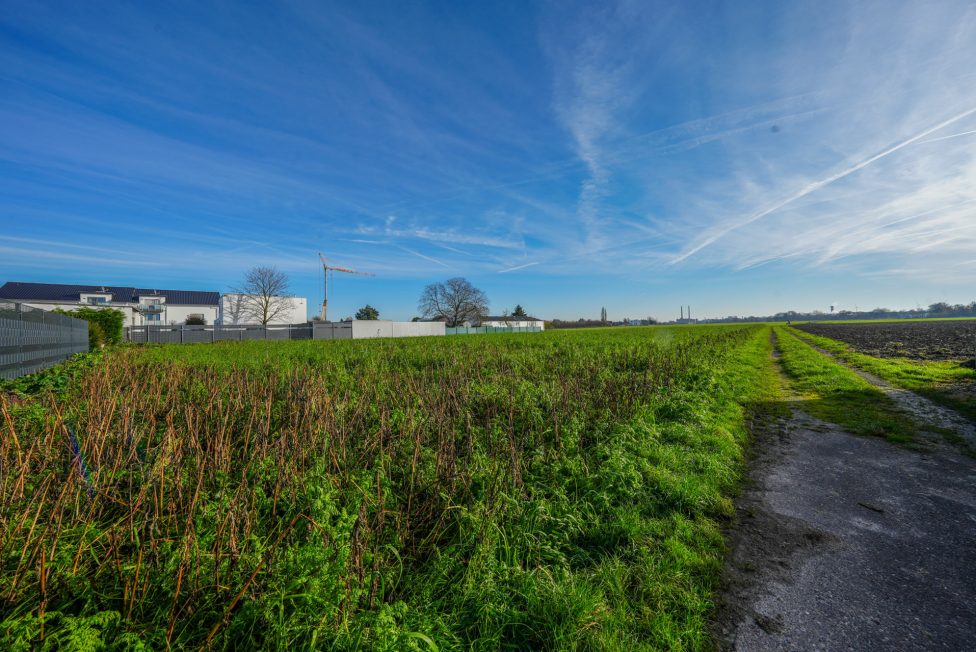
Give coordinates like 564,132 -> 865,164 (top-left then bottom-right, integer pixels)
39,547 -> 46,641
127,545 -> 143,620
0,397 -> 23,469
7,477 -> 51,602
166,555 -> 186,646
198,513 -> 302,652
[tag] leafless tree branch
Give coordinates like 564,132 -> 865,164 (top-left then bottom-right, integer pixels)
418,277 -> 489,327
232,266 -> 294,325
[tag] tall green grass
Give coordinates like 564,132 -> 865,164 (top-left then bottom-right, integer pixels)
1,325 -> 778,650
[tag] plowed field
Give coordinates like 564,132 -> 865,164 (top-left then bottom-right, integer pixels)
794,320 -> 976,361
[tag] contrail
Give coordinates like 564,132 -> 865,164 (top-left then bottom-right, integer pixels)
671,105 -> 976,264
397,245 -> 450,268
498,261 -> 540,273
915,129 -> 976,144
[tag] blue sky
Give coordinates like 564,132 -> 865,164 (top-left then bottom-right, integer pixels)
2,0 -> 975,321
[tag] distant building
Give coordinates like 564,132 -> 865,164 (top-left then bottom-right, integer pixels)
675,305 -> 698,325
478,315 -> 545,330
0,281 -> 219,326
218,294 -> 307,325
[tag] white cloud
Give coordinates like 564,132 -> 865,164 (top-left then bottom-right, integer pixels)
655,1 -> 976,283
672,105 -> 976,264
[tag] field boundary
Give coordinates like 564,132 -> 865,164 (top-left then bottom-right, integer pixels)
786,328 -> 976,451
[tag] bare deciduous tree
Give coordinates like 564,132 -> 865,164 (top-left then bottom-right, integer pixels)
234,266 -> 294,325
418,277 -> 489,327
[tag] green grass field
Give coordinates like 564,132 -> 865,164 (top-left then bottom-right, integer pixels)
5,321 -> 968,649
1,325 -> 787,651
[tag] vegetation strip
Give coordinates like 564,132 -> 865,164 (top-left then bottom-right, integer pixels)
786,326 -> 976,424
772,327 -> 920,446
2,325 -> 780,650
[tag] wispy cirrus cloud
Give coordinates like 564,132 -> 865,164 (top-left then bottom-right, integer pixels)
4,0 -> 976,320
673,105 -> 976,265
638,1 -> 976,285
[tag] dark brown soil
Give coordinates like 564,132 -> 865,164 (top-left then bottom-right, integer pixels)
794,320 -> 976,361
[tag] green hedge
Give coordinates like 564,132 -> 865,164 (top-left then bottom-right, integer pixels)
54,307 -> 125,348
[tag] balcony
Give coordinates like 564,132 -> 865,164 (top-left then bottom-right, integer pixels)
139,304 -> 165,313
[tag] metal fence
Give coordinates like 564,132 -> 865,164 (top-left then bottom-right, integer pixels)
124,320 -> 551,344
126,323 -> 322,343
446,325 -> 544,335
0,300 -> 89,380
124,321 -> 453,344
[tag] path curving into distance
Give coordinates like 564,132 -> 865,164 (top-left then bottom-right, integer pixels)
714,342 -> 976,651
793,332 -> 976,449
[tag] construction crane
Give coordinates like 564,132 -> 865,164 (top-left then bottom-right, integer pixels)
318,252 -> 374,321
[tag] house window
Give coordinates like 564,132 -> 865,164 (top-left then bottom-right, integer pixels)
146,313 -> 160,322
86,297 -> 108,305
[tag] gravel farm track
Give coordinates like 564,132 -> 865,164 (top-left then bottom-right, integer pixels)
794,320 -> 976,361
716,327 -> 976,651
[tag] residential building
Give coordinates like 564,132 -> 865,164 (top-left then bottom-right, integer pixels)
478,315 -> 545,330
219,294 -> 308,325
0,281 -> 219,327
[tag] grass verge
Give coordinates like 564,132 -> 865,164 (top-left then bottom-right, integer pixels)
786,327 -> 976,424
773,327 -> 919,445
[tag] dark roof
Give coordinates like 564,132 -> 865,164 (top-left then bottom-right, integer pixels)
0,282 -> 220,306
481,315 -> 543,321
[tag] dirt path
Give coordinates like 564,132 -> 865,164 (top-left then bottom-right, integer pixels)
714,342 -> 976,651
793,333 -> 976,448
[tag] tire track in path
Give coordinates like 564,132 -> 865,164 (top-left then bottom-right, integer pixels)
715,333 -> 976,651
789,330 -> 976,450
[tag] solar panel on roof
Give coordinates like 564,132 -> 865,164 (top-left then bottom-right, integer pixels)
0,281 -> 220,306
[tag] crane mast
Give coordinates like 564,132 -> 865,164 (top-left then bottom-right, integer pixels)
318,253 -> 374,321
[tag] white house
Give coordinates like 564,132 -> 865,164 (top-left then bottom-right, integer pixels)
478,315 -> 545,330
0,281 -> 220,327
218,294 -> 307,325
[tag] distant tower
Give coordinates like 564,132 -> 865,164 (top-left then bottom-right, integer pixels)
600,306 -> 607,322
680,306 -> 684,320
688,305 -> 692,320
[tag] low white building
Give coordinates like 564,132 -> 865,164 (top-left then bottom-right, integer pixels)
218,294 -> 307,325
0,281 -> 220,327
478,315 -> 545,330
